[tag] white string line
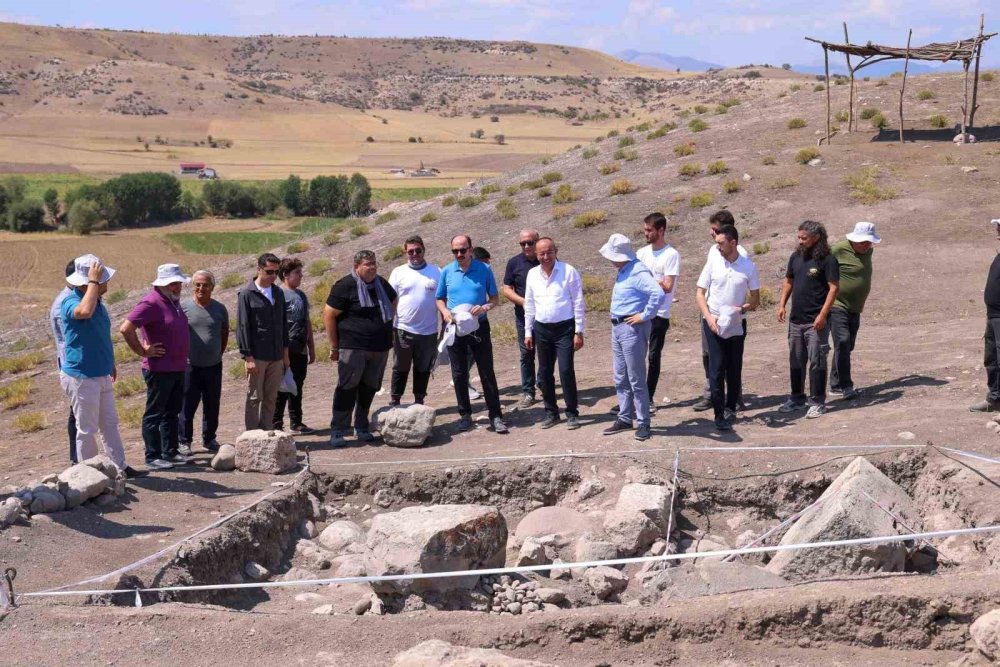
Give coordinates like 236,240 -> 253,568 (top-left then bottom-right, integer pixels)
860,490 -> 941,558
935,446 -> 1000,466
665,449 -> 680,543
721,494 -> 830,564
18,524 -> 1000,600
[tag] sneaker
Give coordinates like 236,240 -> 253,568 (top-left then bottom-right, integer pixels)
123,466 -> 139,478
603,420 -> 633,436
828,386 -> 844,396
291,424 -> 315,435
468,385 -> 482,400
611,405 -> 621,415
714,417 -> 733,432
491,417 -> 509,434
518,394 -> 536,409
566,415 -> 581,430
806,404 -> 827,419
203,439 -> 220,452
458,418 -> 474,432
388,398 -> 401,407
970,400 -> 1000,413
165,453 -> 194,464
778,399 -> 806,413
329,431 -> 347,447
538,415 -> 560,429
723,408 -> 737,422
692,397 -> 712,412
648,403 -> 658,415
147,459 -> 174,470
634,424 -> 651,441
272,423 -> 285,432
354,429 -> 375,442
178,443 -> 192,456
842,387 -> 859,400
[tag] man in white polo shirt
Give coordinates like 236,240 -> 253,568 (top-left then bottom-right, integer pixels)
523,237 -> 585,430
696,224 -> 760,433
636,212 -> 680,411
388,235 -> 441,405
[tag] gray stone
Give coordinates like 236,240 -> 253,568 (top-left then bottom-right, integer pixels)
507,601 -> 522,614
81,454 -> 120,480
971,609 -> 1000,660
535,587 -> 566,604
643,561 -> 788,600
91,492 -> 117,508
576,478 -> 606,501
0,497 -> 22,528
319,520 -> 366,554
58,463 -> 113,509
211,444 -> 237,471
392,640 -> 556,667
352,596 -> 372,615
244,561 -> 270,581
523,602 -> 540,613
372,404 -> 436,448
615,483 -> 672,531
365,505 -> 507,595
294,592 -> 327,604
29,487 -> 65,514
549,559 -> 572,580
517,537 -> 550,567
299,519 -> 318,539
311,603 -> 335,615
575,533 -> 619,562
585,565 -> 628,600
234,430 -> 297,474
514,506 -> 597,545
308,494 -> 326,520
602,509 -> 660,555
373,489 -> 393,508
334,555 -> 367,578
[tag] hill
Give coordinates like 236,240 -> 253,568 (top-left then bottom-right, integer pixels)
617,49 -> 721,72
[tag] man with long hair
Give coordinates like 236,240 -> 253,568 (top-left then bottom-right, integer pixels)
777,221 -> 840,418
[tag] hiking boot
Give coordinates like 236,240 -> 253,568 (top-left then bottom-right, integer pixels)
842,387 -> 860,401
566,415 -> 581,430
147,459 -> 174,470
329,431 -> 347,447
538,414 -> 560,429
458,418 -> 474,432
603,420 -> 633,436
778,399 -> 806,413
354,429 -> 375,442
692,397 -> 712,412
491,417 -> 509,434
805,404 -> 827,419
634,424 -> 651,441
518,394 -> 536,409
714,417 -> 733,432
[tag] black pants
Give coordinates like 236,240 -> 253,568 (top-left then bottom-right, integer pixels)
535,319 -> 579,418
142,370 -> 185,462
703,319 -> 746,420
986,318 -> 1000,402
646,316 -> 670,400
274,351 -> 308,429
68,407 -> 78,464
331,349 -> 389,432
180,362 -> 223,445
515,313 -> 537,397
449,319 -> 503,420
391,328 -> 438,402
829,308 -> 861,392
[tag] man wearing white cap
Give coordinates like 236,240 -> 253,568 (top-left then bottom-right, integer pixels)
121,264 -> 192,470
829,222 -> 880,400
600,232 -> 663,441
59,254 -> 127,471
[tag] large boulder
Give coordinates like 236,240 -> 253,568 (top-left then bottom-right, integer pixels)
319,520 -> 366,554
766,457 -> 922,580
602,509 -> 660,555
29,486 -> 65,514
615,483 -> 673,531
393,640 -> 556,666
58,463 -> 113,508
373,404 -> 436,448
971,609 -> 1000,661
81,454 -> 120,480
513,506 -> 597,546
365,505 -> 507,595
643,561 -> 788,600
584,565 -> 628,600
234,430 -> 297,474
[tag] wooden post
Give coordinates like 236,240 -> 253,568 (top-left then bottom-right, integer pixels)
824,45 -> 831,144
843,22 -> 854,131
969,13 -> 986,129
899,28 -> 912,144
961,58 -> 971,139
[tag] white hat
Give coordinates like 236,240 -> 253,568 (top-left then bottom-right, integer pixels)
845,222 -> 881,244
66,254 -> 116,287
151,264 -> 192,287
599,233 -> 636,262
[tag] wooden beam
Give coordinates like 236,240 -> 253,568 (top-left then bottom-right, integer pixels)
961,58 -> 971,138
844,22 -> 855,132
970,13 -> 986,128
899,29 -> 912,144
825,46 -> 831,145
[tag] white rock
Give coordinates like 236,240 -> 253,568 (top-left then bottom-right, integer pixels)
971,609 -> 1000,660
535,587 -> 566,604
585,565 -> 628,600
319,520 -> 366,554
807,158 -> 823,167
962,166 -> 979,173
373,489 -> 393,508
311,604 -> 335,615
244,561 -> 270,581
513,506 -> 597,545
211,444 -> 237,471
392,640 -> 556,666
897,431 -> 916,440
372,404 -> 436,448
234,430 -> 297,474
575,533 -> 619,562
742,173 -> 752,182
58,464 -> 113,509
576,478 -> 606,501
294,592 -> 327,604
81,454 -> 120,480
334,555 -> 366,578
615,483 -> 672,530
549,559 -> 572,580
299,519 -> 318,539
517,537 -> 550,566
0,497 -> 22,527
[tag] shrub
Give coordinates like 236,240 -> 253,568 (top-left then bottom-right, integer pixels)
689,118 -> 709,132
552,205 -> 573,220
375,210 -> 399,225
419,212 -> 438,223
457,195 -> 485,208
787,118 -> 807,129
490,321 -> 518,345
917,89 -> 936,101
6,199 -> 46,232
503,184 -> 519,196
674,142 -> 696,157
843,166 -> 897,204
350,224 -> 369,238
542,171 -> 563,184
228,360 -> 246,380
573,210 -> 608,229
795,147 -> 820,164
0,377 -> 32,410
721,98 -> 741,108
859,107 -> 879,120
714,105 -> 728,115
117,402 -> 143,429
307,259 -> 331,277
12,411 -> 45,433
790,84 -> 801,92
770,178 -> 799,189
743,70 -> 761,79
520,179 -> 545,190
610,179 -> 636,195
689,192 -> 715,208
537,187 -> 551,198
759,286 -> 776,307
0,351 -> 44,375
286,241 -> 308,254
693,104 -> 709,114
929,114 -> 948,128
442,195 -> 456,206
752,242 -> 770,255
220,273 -> 243,289
383,245 -> 404,261
679,163 -> 703,178
870,112 -> 888,130
762,155 -> 777,165
496,198 -> 518,220
813,84 -> 825,92
480,183 -> 500,195
607,129 -> 620,137
723,179 -> 741,193
67,199 -> 105,235
599,163 -> 620,175
707,160 -> 729,175
105,290 -> 127,305
323,231 -> 340,246
114,376 -> 145,399
646,122 -> 676,139
552,184 -> 580,204
982,72 -> 995,82
834,111 -> 849,122
617,136 -> 635,148
614,149 -> 638,161
114,343 -> 141,365
582,275 -> 612,311
582,148 -> 598,159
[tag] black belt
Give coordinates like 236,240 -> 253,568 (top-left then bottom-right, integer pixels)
611,316 -> 631,325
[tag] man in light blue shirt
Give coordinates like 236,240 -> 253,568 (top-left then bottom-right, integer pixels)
49,260 -> 79,464
601,233 -> 663,441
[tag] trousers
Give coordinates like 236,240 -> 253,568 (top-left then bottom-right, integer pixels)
180,362 -> 222,445
612,320 -> 651,427
274,351 -> 308,429
245,358 -> 284,430
515,313 -> 537,397
646,316 -> 670,400
59,372 -> 126,470
448,319 -> 503,420
985,318 -> 1000,402
704,319 -> 747,419
390,328 -> 438,402
142,370 -> 185,462
788,321 -> 830,405
332,348 -> 389,432
534,319 -> 579,418
829,308 -> 861,392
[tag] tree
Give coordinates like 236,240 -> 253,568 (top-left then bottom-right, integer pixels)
102,172 -> 181,227
176,190 -> 204,220
6,199 -> 46,232
0,184 -> 9,221
67,200 -> 104,235
278,175 -> 304,215
782,63 -> 792,71
43,188 -> 62,225
347,173 -> 372,216
494,134 -> 506,145
308,175 -> 349,217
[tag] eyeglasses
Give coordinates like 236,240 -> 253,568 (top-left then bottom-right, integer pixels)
406,248 -> 424,256
193,282 -> 212,289
451,247 -> 469,255
519,240 -> 536,248
262,269 -> 278,275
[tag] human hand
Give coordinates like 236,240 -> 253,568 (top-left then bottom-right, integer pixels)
813,313 -> 827,331
777,306 -> 786,323
573,334 -> 584,351
87,261 -> 103,284
308,348 -> 316,364
524,336 -> 534,351
245,358 -> 258,376
329,348 -> 339,363
469,305 -> 485,316
706,315 -> 719,335
143,342 -> 166,358
625,314 -> 644,326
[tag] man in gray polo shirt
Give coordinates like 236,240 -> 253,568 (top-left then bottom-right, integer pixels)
179,269 -> 229,453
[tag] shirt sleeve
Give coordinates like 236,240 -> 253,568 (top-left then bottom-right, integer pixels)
502,257 -> 516,287
748,261 -> 761,290
638,270 -> 663,321
62,294 -> 78,322
383,276 -> 398,302
435,267 -> 449,300
485,267 -> 499,298
696,260 -> 712,290
570,266 -> 586,336
236,289 -> 253,357
126,298 -> 157,328
523,273 -> 535,336
327,278 -> 352,311
664,249 -> 680,277
825,254 -> 841,283
786,254 -> 796,280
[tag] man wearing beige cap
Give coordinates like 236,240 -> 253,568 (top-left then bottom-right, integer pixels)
121,264 -> 192,470
829,222 -> 880,400
59,254 -> 127,472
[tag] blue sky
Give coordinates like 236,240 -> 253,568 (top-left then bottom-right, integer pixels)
2,1 -> 998,67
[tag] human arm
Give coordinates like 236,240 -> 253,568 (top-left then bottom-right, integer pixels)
571,267 -> 585,351
306,310 -> 316,364
322,304 -> 341,362
119,319 -> 165,358
502,259 -> 525,307
747,289 -> 760,312
777,277 -> 793,323
436,298 -> 453,324
220,314 -> 230,359
71,263 -> 105,320
236,290 -> 256,374
624,269 -> 662,325
523,276 -> 536,350
470,268 -> 501,317
814,282 -> 839,331
696,287 -> 718,334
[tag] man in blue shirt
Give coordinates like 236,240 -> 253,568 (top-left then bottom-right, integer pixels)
50,259 -> 79,464
436,234 -> 508,434
600,233 -> 663,441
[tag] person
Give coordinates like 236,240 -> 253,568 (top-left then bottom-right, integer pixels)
971,219 -> 1000,412
472,247 -> 491,263
696,225 -> 760,432
388,235 -> 441,406
600,233 -> 663,441
437,234 -> 508,434
449,246 -> 490,400
121,264 -> 192,469
179,270 -> 229,453
50,259 -> 79,464
636,213 -> 680,411
59,254 -> 127,472
829,222 -> 880,400
503,229 -> 541,408
237,253 -> 289,431
693,209 -> 749,412
323,250 -> 397,445
273,258 -> 316,434
777,221 -> 840,418
523,237 -> 585,430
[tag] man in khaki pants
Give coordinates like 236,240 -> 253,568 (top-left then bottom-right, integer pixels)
236,253 -> 289,430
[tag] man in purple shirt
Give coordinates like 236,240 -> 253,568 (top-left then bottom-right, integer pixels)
120,264 -> 192,470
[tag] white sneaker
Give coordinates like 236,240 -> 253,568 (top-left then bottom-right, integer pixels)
147,459 -> 174,470
166,453 -> 194,464
468,385 -> 482,400
178,444 -> 192,456
806,404 -> 827,419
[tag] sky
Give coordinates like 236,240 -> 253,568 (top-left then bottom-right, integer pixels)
1,0 -> 998,68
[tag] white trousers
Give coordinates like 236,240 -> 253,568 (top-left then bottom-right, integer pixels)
59,372 -> 126,470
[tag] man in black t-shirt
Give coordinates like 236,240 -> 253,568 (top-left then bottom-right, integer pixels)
777,221 -> 840,418
971,220 -> 1000,412
502,229 -> 541,408
322,250 -> 398,446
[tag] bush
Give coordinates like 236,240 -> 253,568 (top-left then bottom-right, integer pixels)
607,129 -> 619,137
609,179 -> 636,195
573,210 -> 608,229
870,112 -> 888,130
177,190 -> 204,220
496,198 -> 518,220
723,179 -> 741,193
307,259 -> 331,276
844,166 -> 897,204
689,192 -> 715,208
323,231 -> 340,246
646,122 -> 676,140
114,376 -> 145,399
614,149 -> 638,162
105,290 -> 127,305
552,205 -> 572,220
762,155 -> 777,165
790,84 -> 801,92
689,118 -> 709,132
982,72 -> 995,82
752,242 -> 770,255
674,142 -> 696,157
859,107 -> 879,120
457,195 -> 485,208
375,210 -> 399,224
278,175 -> 305,215
552,184 -> 580,204
795,147 -> 820,164
743,70 -> 761,79
814,84 -> 825,92
721,98 -> 741,108
442,195 -> 456,207
537,187 -> 551,198
542,171 -> 563,184
617,136 -> 635,148
582,275 -> 612,311
693,104 -> 709,114
599,163 -> 620,175
350,224 -> 369,238
759,286 -> 776,308
419,212 -> 438,223
834,111 -> 849,122
929,114 -> 948,128
770,178 -> 799,189
99,172 -> 182,227
67,199 -> 105,235
917,89 -> 936,100
6,199 -> 46,232
707,160 -> 729,175
383,245 -> 404,261
220,273 -> 243,289
480,183 -> 501,195
520,179 -> 545,190
582,148 -> 598,159
286,240 -> 308,254
678,163 -> 703,178
787,118 -> 807,129
714,105 -> 728,115
12,412 -> 45,433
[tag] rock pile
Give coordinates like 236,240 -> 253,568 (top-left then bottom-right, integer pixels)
479,574 -> 565,614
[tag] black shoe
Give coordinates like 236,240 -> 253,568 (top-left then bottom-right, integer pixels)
538,415 -> 560,429
491,417 -> 510,434
714,417 -> 733,432
603,420 -> 633,435
389,398 -> 401,407
292,424 -> 315,435
692,397 -> 712,412
649,403 -> 658,415
203,439 -> 220,452
566,415 -> 581,430
458,417 -> 474,431
611,405 -> 621,415
634,424 -> 651,441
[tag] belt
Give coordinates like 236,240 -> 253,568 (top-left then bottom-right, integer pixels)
611,316 -> 632,325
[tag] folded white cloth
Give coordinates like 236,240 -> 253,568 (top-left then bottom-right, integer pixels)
715,305 -> 744,339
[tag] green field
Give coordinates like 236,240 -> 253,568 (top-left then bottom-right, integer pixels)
288,217 -> 351,234
165,231 -> 298,255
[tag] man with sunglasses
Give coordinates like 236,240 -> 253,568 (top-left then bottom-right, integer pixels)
437,234 -> 509,434
388,235 -> 441,406
237,253 -> 289,431
502,229 -> 541,409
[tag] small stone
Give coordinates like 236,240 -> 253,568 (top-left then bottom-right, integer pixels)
971,609 -> 1000,660
11,535 -> 21,543
742,173 -> 752,182
507,601 -> 522,615
298,519 -> 318,539
523,602 -> 540,613
352,596 -> 372,615
576,478 -> 606,501
362,504 -> 371,512
897,431 -> 916,440
535,587 -> 566,604
294,592 -> 326,603
807,158 -> 823,167
91,492 -> 117,508
369,594 -> 385,616
962,166 -> 979,173
210,445 -> 237,471
244,561 -> 270,581
648,540 -> 667,556
585,565 -> 628,600
549,559 -> 572,580
517,537 -> 550,567
373,489 -> 393,508
311,604 -> 335,615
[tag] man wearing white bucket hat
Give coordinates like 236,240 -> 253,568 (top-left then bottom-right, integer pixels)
121,264 -> 192,470
971,219 -> 1000,412
59,254 -> 127,472
600,232 -> 663,441
829,222 -> 880,400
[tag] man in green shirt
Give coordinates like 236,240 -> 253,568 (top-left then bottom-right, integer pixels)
829,222 -> 880,399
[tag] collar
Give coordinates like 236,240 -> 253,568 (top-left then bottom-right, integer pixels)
540,261 -> 561,279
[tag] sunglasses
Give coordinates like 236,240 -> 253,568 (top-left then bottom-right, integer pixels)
262,269 -> 278,275
451,247 -> 469,255
520,240 -> 536,247
406,248 -> 424,256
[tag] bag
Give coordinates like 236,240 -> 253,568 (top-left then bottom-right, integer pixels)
435,323 -> 457,369
278,368 -> 298,395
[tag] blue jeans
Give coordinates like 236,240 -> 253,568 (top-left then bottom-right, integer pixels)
142,370 -> 185,462
179,362 -> 222,445
612,320 -> 651,427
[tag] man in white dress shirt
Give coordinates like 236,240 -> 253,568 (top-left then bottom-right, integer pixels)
523,237 -> 586,430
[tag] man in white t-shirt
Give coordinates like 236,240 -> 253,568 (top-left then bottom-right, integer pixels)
696,224 -> 760,433
388,235 -> 441,405
636,212 -> 680,410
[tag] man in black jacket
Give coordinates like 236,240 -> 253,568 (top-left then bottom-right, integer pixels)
237,253 -> 289,430
971,220 -> 1000,412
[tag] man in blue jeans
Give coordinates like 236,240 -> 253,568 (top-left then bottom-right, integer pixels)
599,233 -> 662,441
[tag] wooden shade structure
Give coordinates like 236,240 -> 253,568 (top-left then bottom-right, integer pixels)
806,16 -> 995,144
